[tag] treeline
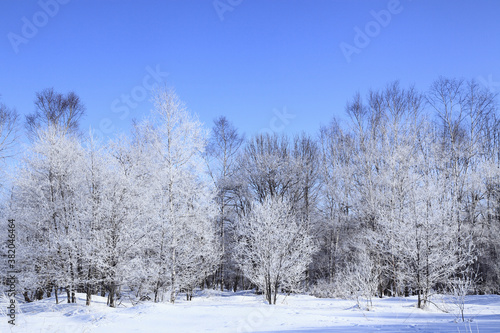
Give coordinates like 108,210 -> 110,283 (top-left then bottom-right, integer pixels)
1,78 -> 499,308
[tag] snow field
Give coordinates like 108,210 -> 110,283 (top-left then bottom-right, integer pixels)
1,291 -> 500,332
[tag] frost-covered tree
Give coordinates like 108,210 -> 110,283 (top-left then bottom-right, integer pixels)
313,80 -> 486,306
427,77 -> 494,291
240,134 -> 298,203
317,120 -> 359,286
80,133 -> 111,306
292,134 -> 320,231
404,122 -> 474,308
136,87 -> 219,303
291,134 -> 321,287
10,126 -> 150,307
4,77 -> 500,309
82,133 -> 151,307
11,125 -> 87,303
234,197 -> 317,304
368,82 -> 425,297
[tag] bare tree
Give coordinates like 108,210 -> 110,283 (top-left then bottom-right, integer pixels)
26,88 -> 85,140
205,116 -> 244,291
241,133 -> 298,203
0,100 -> 19,161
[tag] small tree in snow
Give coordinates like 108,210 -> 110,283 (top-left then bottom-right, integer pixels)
449,270 -> 477,322
234,196 -> 317,304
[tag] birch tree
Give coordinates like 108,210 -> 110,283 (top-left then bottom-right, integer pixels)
138,87 -> 219,303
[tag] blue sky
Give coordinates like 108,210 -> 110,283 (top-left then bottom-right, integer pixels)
1,0 -> 500,142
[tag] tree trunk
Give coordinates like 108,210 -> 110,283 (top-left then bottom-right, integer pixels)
86,267 -> 92,306
265,274 -> 272,305
170,248 -> 177,303
23,291 -> 32,303
273,280 -> 279,305
108,283 -> 116,307
46,284 -> 52,298
233,274 -> 238,292
86,284 -> 92,306
220,204 -> 225,292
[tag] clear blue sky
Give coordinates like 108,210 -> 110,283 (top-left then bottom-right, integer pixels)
1,0 -> 500,142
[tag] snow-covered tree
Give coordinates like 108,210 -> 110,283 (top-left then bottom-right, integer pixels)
4,77 -> 500,309
317,120 -> 359,286
240,134 -> 298,203
11,126 -> 87,303
314,80 -> 484,306
136,87 -> 219,303
80,132 -> 151,307
234,196 -> 317,304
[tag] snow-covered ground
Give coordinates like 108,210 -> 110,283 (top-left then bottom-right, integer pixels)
1,291 -> 500,332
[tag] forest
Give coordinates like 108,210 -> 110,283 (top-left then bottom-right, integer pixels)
1,77 -> 499,310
